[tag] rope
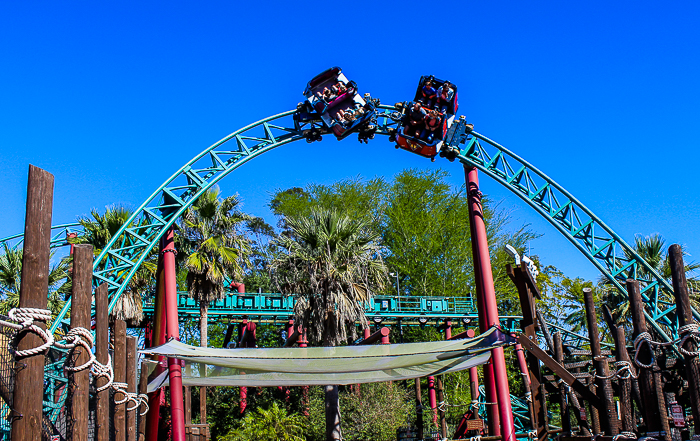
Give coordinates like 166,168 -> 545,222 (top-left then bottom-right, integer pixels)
113,381 -> 141,411
1,308 -> 54,356
633,333 -> 656,368
595,361 -> 638,380
138,394 -> 150,416
468,436 -> 481,441
54,327 -> 96,372
91,354 -> 114,392
678,324 -> 700,357
613,432 -> 637,441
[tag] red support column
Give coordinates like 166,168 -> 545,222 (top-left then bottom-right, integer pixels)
145,256 -> 166,441
465,166 -> 515,441
163,228 -> 185,441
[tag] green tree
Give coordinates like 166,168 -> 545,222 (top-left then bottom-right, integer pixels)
0,244 -> 70,320
179,187 -> 252,348
76,205 -> 156,324
270,209 -> 387,441
222,402 -> 305,441
270,170 -> 537,314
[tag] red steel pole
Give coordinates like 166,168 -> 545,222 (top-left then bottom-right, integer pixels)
145,256 -> 166,441
465,166 -> 516,441
468,179 -> 500,436
163,227 -> 185,441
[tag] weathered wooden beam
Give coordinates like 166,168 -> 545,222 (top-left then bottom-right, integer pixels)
508,263 -> 548,441
138,365 -> 148,441
126,336 -> 137,441
583,288 -> 618,435
614,326 -> 634,433
627,279 -> 671,441
113,319 -> 127,441
12,165 -> 54,441
517,334 -> 603,409
69,245 -> 93,441
415,378 -> 424,440
669,244 -> 700,431
553,333 -> 572,435
95,283 -> 110,441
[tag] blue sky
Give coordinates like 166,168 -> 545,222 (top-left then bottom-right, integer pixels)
1,1 -> 699,283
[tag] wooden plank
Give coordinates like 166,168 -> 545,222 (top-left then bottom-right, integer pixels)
508,263 -> 548,441
583,288 -> 618,435
517,334 -> 602,409
627,279 -> 671,441
137,365 -> 148,441
126,336 -> 137,441
113,320 -> 127,441
669,244 -> 700,431
553,333 -> 572,435
69,245 -> 93,441
95,284 -> 110,441
12,165 -> 54,441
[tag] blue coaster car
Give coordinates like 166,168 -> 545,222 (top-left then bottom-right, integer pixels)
395,75 -> 459,160
299,67 -> 376,140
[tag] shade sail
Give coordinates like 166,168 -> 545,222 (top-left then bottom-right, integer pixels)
141,327 -> 513,392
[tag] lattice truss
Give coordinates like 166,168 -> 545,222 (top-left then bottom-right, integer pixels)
43,105 -> 695,343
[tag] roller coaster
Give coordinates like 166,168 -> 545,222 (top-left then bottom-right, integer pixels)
1,68 -> 696,439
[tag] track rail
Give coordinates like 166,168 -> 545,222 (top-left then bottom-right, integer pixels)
35,104 -> 692,341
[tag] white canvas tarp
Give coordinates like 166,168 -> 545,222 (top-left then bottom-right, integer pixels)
140,327 -> 513,392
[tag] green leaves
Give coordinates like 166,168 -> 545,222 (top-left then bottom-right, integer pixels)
271,208 -> 386,346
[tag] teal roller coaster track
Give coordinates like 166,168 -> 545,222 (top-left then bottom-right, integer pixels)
18,103 -> 688,341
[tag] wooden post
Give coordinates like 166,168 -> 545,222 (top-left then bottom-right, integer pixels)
627,279 -> 671,441
127,336 -> 137,441
95,283 -> 110,441
138,366 -> 149,441
11,165 -> 54,441
69,245 -> 93,441
415,378 -> 424,440
508,262 -> 548,441
614,326 -> 634,433
583,288 -> 618,435
553,332 -> 572,435
436,376 -> 447,439
113,319 -> 127,441
669,244 -> 700,431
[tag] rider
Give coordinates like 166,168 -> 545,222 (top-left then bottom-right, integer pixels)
419,80 -> 437,108
408,102 -> 427,137
436,81 -> 454,114
424,109 -> 442,142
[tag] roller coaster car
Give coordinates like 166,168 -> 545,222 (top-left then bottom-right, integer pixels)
395,75 -> 459,161
299,67 -> 376,140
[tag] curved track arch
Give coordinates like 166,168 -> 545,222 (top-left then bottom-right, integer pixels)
46,104 -> 694,340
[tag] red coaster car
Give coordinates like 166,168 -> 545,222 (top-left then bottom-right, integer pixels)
298,67 -> 376,140
395,75 -> 459,161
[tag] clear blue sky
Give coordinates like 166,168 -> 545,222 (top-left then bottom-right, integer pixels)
1,1 -> 699,284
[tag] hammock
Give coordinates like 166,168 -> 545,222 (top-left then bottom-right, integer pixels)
140,327 -> 513,392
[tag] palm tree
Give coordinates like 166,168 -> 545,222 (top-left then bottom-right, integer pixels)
603,233 -> 700,325
0,243 -> 71,321
270,208 -> 387,441
179,187 -> 251,348
76,206 -> 156,324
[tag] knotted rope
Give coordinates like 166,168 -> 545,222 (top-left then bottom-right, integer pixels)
678,323 -> 700,357
91,353 -> 114,392
0,308 -> 54,356
138,394 -> 150,416
595,361 -> 638,380
54,327 -> 95,372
